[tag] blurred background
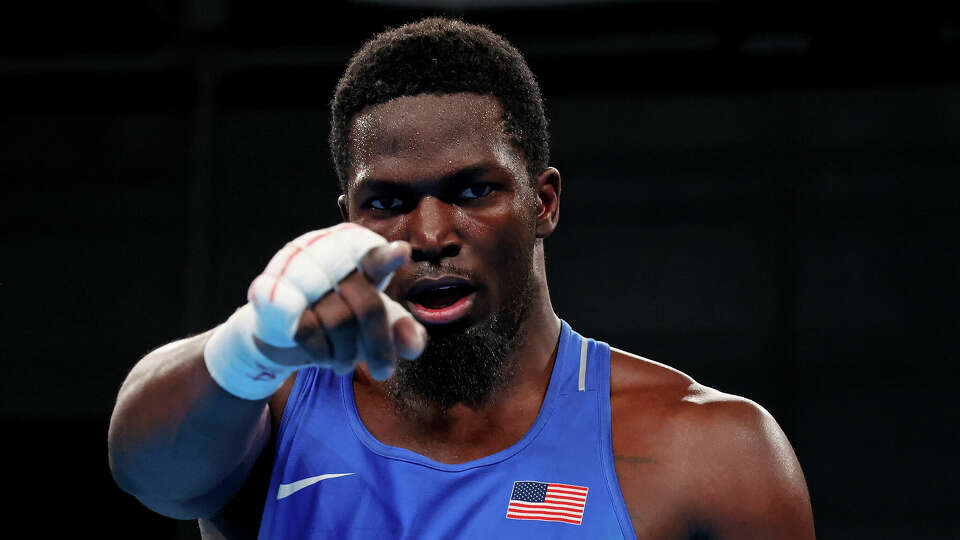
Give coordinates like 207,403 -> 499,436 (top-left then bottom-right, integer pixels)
2,1 -> 957,538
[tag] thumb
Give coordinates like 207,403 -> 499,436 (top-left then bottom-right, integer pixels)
253,336 -> 333,369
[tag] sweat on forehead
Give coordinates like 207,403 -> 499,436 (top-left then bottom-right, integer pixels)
346,93 -> 521,190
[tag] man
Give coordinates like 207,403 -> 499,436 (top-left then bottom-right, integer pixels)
108,18 -> 815,539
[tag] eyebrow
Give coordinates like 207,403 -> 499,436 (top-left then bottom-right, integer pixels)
352,163 -> 492,195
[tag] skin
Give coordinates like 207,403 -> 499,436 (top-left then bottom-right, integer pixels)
109,92 -> 815,539
343,93 -> 562,457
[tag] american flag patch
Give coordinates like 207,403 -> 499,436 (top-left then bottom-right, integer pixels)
505,481 -> 588,525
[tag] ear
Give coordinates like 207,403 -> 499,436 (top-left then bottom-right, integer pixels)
534,167 -> 561,238
338,194 -> 349,222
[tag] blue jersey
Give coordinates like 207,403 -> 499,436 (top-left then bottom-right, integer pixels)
258,321 -> 636,539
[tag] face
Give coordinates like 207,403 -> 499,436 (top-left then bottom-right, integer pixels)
342,92 -> 544,411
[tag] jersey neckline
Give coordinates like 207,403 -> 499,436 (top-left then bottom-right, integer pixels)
339,319 -> 575,472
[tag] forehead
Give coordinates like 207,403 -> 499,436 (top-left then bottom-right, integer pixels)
346,93 -> 523,192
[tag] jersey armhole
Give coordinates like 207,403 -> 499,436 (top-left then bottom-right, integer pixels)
274,368 -> 313,447
595,340 -> 638,539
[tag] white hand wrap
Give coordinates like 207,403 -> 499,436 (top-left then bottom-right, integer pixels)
203,223 -> 403,400
203,304 -> 294,400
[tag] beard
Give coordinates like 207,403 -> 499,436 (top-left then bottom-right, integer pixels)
384,252 -> 537,417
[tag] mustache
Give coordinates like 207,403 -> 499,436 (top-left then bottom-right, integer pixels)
404,263 -> 479,284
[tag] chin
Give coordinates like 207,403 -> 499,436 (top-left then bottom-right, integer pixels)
385,279 -> 534,413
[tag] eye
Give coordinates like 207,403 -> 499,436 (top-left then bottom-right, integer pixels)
369,197 -> 404,210
458,184 -> 494,200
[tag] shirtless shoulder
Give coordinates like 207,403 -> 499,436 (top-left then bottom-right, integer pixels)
609,348 -> 815,539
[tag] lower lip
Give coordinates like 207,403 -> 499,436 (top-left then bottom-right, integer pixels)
408,292 -> 476,325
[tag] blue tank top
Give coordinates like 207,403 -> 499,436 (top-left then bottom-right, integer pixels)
258,320 -> 636,539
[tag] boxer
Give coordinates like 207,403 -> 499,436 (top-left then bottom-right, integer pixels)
109,18 -> 815,539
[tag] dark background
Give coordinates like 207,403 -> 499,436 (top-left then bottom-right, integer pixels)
2,1 -> 957,538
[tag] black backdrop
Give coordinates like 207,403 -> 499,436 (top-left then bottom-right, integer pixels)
2,2 -> 958,538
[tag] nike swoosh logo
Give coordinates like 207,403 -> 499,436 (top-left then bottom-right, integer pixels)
277,473 -> 355,500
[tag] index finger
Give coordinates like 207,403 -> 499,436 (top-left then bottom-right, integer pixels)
359,240 -> 411,289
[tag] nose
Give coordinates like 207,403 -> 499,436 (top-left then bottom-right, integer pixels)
408,196 -> 461,263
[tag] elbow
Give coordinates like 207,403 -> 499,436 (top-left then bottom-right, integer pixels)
107,407 -> 173,509
107,408 -> 139,497
107,442 -> 219,520
107,418 -> 237,520
108,440 -> 149,503
107,392 -> 159,499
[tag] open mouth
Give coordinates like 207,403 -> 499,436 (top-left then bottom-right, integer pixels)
408,284 -> 475,309
405,278 -> 478,324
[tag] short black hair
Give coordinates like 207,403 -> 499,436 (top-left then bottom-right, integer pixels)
330,17 -> 549,193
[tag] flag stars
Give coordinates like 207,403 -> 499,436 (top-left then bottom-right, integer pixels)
506,481 -> 589,526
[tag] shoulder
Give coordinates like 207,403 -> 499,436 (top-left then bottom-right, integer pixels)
609,347 -> 790,454
609,348 -> 814,536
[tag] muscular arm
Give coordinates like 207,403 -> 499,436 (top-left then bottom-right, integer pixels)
610,350 -> 814,538
107,331 -> 292,519
107,229 -> 423,525
679,396 -> 815,539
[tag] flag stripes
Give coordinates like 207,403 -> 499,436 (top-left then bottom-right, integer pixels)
506,481 -> 588,525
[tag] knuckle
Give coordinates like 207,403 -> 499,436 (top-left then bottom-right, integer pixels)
296,326 -> 333,359
314,292 -> 354,328
338,280 -> 387,327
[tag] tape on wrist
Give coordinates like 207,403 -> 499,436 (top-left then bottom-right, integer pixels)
203,304 -> 299,400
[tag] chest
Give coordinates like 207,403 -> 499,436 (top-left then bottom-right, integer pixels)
261,386 -> 631,539
262,459 -> 627,539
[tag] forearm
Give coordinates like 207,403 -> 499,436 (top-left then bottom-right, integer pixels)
106,225 -> 423,519
108,329 -> 271,517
